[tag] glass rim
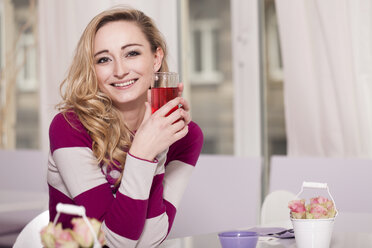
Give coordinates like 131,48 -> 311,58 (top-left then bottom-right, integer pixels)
152,71 -> 179,87
154,71 -> 178,76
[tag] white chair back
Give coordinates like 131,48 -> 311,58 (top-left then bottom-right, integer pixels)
260,190 -> 295,228
13,210 -> 49,248
168,154 -> 261,238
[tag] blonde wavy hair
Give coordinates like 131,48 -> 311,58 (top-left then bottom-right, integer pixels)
58,6 -> 168,185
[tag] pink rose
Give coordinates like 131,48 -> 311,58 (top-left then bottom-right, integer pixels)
40,223 -> 56,248
288,199 -> 306,212
310,196 -> 336,218
310,196 -> 328,205
288,199 -> 306,219
70,218 -> 93,247
90,218 -> 106,245
53,224 -> 78,248
40,223 -> 79,248
70,218 -> 105,247
307,204 -> 328,219
325,199 -> 334,210
323,200 -> 336,218
288,196 -> 337,219
40,216 -> 106,248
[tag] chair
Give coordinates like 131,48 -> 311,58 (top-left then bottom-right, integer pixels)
260,190 -> 295,228
168,154 -> 262,239
13,210 -> 49,248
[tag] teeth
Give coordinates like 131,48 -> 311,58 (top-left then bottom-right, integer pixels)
113,80 -> 135,87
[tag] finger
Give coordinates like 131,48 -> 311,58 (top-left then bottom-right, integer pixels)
155,97 -> 181,117
169,116 -> 186,131
181,110 -> 191,124
179,97 -> 190,111
167,107 -> 190,125
178,82 -> 184,97
165,107 -> 182,124
173,124 -> 189,141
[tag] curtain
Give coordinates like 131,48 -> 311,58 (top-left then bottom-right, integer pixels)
276,0 -> 372,158
38,0 -> 178,151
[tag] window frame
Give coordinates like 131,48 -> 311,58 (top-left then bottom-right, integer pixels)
189,19 -> 224,85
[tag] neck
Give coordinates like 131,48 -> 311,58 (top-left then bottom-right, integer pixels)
116,95 -> 147,131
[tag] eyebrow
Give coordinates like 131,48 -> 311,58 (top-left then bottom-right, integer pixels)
93,43 -> 143,57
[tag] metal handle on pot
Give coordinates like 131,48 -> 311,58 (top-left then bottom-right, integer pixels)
302,182 -> 327,189
295,181 -> 338,214
53,203 -> 102,248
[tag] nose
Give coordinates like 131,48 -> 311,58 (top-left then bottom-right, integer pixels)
113,59 -> 128,79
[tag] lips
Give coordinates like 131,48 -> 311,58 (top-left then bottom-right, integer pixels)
111,79 -> 137,87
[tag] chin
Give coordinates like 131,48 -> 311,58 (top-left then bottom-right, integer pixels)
112,96 -> 141,107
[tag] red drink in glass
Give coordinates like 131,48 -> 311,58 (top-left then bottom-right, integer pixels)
151,87 -> 179,115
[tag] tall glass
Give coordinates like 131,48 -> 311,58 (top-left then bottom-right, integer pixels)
151,72 -> 180,114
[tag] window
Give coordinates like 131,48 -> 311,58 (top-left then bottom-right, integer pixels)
0,0 -> 39,149
189,19 -> 223,84
187,0 -> 234,154
262,0 -> 287,158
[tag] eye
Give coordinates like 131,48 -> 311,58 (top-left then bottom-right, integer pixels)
126,50 -> 140,57
96,57 -> 111,64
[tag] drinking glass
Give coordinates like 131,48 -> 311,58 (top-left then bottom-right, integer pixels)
151,72 -> 180,114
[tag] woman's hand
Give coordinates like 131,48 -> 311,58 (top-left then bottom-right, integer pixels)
129,94 -> 191,161
177,82 -> 191,125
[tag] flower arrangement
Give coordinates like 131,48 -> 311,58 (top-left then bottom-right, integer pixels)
40,217 -> 106,248
288,196 -> 337,219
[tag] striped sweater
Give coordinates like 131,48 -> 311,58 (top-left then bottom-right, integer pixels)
47,112 -> 203,247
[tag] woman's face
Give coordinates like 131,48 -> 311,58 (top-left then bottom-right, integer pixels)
93,20 -> 163,108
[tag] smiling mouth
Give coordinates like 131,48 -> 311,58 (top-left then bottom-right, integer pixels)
111,79 -> 137,87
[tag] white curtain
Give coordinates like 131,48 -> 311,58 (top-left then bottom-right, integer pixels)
38,0 -> 179,151
276,0 -> 372,158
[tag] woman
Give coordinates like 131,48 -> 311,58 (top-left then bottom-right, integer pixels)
47,6 -> 203,247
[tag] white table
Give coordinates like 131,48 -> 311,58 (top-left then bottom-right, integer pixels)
161,212 -> 372,248
163,232 -> 372,248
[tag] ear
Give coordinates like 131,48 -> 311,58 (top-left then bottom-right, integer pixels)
153,47 -> 164,72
